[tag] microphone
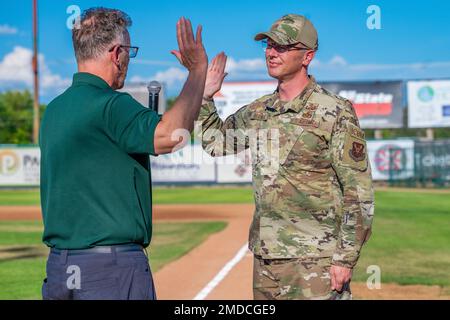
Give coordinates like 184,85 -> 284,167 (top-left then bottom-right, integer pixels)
147,81 -> 162,114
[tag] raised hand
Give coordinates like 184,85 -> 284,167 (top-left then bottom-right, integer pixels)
171,17 -> 207,72
204,52 -> 228,100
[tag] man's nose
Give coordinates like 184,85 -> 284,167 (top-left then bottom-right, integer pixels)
266,47 -> 279,58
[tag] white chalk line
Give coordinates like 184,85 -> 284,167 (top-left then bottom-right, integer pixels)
193,243 -> 249,300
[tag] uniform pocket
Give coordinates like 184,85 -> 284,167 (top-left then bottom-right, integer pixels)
130,271 -> 152,300
296,259 -> 333,299
76,277 -> 120,300
129,259 -> 154,300
282,127 -> 329,172
42,277 -> 67,300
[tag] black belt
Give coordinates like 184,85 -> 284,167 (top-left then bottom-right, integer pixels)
51,244 -> 144,256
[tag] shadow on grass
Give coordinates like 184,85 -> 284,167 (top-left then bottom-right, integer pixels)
0,246 -> 48,263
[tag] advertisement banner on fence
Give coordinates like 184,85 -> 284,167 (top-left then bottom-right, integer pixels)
321,81 -> 404,129
213,81 -> 277,119
367,139 -> 414,180
407,80 -> 450,128
414,140 -> 450,181
150,144 -> 215,183
0,147 -> 40,186
1,141 -> 421,186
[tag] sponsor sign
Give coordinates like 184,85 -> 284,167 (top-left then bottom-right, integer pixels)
214,81 -> 277,119
321,81 -> 404,129
0,147 -> 40,186
407,80 -> 450,128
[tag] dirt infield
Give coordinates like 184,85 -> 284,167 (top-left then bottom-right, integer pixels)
0,204 -> 449,300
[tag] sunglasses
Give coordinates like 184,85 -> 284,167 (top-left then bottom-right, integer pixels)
109,45 -> 139,58
261,39 -> 308,53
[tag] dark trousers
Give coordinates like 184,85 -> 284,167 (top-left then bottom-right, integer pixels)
42,246 -> 156,300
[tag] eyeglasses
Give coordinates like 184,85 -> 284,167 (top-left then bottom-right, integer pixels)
261,39 -> 308,54
109,45 -> 139,58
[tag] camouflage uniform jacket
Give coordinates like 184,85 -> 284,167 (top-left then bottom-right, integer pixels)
198,76 -> 374,268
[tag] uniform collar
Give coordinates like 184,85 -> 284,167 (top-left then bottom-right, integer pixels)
72,72 -> 112,90
270,75 -> 317,114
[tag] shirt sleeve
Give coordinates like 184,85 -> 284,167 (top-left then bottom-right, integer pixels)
329,101 -> 375,269
198,100 -> 249,157
103,92 -> 161,155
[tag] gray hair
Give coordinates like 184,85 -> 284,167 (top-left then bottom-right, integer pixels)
72,7 -> 132,62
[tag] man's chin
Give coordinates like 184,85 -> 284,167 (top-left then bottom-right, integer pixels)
267,69 -> 280,79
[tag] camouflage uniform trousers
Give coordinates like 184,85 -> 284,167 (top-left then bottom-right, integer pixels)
253,255 -> 352,300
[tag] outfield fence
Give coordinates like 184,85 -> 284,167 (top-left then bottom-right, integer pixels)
388,140 -> 450,187
1,139 -> 450,188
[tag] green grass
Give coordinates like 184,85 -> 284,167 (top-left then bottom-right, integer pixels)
0,220 -> 226,300
153,186 -> 254,204
0,187 -> 255,206
1,187 -> 450,294
352,191 -> 450,288
0,190 -> 41,206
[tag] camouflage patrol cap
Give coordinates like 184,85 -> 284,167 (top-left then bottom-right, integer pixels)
255,14 -> 318,50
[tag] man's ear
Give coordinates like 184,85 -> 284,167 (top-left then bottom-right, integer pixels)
302,50 -> 316,67
109,45 -> 120,66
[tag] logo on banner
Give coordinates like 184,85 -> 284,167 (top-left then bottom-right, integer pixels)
234,164 -> 248,177
0,150 -> 20,176
374,144 -> 407,176
418,86 -> 434,102
442,106 -> 450,117
338,90 -> 394,118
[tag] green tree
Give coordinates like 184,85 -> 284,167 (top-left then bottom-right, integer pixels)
166,97 -> 176,111
0,90 -> 46,145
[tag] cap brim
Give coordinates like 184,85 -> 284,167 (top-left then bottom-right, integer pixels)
254,31 -> 291,45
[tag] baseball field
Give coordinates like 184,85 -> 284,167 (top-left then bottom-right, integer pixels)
0,187 -> 449,300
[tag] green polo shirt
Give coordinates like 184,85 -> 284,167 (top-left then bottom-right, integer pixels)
39,72 -> 160,249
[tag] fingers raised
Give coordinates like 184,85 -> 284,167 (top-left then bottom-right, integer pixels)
218,52 -> 227,73
173,17 -> 208,71
176,18 -> 184,53
183,18 -> 194,47
180,17 -> 189,52
209,55 -> 218,71
196,25 -> 203,45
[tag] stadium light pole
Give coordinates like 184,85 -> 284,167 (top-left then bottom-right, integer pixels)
32,0 -> 40,145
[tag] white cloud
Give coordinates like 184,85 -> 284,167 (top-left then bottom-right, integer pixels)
225,57 -> 266,73
329,55 -> 348,67
0,46 -> 70,92
311,55 -> 347,68
346,61 -> 450,72
130,67 -> 188,87
310,55 -> 450,81
0,24 -> 18,35
312,55 -> 450,72
133,59 -> 178,67
129,57 -> 268,88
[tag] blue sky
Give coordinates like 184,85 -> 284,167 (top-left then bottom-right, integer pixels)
1,0 -> 450,102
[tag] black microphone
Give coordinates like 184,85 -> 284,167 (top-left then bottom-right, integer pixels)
147,81 -> 162,114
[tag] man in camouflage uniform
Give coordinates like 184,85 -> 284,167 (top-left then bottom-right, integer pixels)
198,14 -> 374,300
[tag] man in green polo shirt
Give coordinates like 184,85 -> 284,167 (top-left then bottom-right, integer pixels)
39,8 -> 207,300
